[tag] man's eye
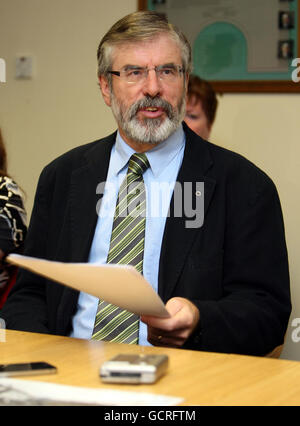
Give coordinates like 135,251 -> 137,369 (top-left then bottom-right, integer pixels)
161,68 -> 175,75
126,70 -> 142,77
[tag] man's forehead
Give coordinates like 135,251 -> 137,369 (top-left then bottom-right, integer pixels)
111,35 -> 182,67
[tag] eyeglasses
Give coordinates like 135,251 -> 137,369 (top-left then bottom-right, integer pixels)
108,64 -> 185,84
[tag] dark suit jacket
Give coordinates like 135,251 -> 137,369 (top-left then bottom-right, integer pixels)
0,124 -> 291,355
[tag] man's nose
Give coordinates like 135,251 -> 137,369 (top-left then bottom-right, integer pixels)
142,69 -> 162,98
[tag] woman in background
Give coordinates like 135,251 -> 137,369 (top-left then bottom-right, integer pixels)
184,74 -> 218,140
0,129 -> 27,308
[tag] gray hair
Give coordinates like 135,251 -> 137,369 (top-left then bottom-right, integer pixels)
97,11 -> 192,82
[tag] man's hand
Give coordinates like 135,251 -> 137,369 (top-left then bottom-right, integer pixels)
140,297 -> 200,348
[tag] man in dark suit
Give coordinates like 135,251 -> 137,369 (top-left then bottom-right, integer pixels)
0,11 -> 291,355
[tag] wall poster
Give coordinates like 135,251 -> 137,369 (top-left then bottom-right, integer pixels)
138,0 -> 300,92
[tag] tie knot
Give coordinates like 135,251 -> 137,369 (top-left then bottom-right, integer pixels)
128,153 -> 150,176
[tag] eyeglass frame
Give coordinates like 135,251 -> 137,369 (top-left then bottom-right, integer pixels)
107,64 -> 185,84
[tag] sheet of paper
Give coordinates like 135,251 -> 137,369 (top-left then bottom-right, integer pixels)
0,378 -> 183,406
6,254 -> 170,318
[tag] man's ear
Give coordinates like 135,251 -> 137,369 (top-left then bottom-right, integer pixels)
99,75 -> 111,107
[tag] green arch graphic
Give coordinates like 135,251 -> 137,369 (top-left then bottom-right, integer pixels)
193,22 -> 248,80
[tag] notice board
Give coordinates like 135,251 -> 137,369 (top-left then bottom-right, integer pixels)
138,0 -> 300,92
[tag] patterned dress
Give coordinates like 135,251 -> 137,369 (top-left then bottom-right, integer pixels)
0,176 -> 27,307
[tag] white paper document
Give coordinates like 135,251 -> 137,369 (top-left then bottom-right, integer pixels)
0,378 -> 183,406
6,254 -> 170,318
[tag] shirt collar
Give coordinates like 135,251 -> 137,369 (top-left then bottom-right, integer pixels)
112,124 -> 185,178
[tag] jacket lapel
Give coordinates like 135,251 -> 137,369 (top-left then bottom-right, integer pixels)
158,125 -> 216,301
69,133 -> 116,262
57,133 -> 116,334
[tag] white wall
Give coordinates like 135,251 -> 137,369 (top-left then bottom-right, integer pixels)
0,0 -> 136,213
0,0 -> 300,360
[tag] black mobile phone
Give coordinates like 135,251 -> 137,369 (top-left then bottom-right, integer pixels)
0,362 -> 57,377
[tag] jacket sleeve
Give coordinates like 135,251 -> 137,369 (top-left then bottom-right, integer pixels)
184,161 -> 291,356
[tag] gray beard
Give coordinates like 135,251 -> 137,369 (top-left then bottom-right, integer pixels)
110,94 -> 186,145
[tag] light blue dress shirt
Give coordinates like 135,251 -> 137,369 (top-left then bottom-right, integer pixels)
70,125 -> 185,345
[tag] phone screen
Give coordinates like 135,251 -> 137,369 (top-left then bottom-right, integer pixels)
0,362 -> 57,376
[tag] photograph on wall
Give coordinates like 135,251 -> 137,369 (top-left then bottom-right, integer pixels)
278,40 -> 294,58
279,11 -> 295,29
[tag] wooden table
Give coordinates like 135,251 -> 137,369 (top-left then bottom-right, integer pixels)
1,329 -> 300,406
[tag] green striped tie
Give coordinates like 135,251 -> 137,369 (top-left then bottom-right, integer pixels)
91,153 -> 150,344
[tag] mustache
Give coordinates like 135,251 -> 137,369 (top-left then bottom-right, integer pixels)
128,96 -> 174,120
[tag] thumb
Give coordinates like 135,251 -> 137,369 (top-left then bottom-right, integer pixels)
165,297 -> 185,316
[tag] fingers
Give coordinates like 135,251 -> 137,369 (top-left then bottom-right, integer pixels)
147,326 -> 190,347
141,297 -> 200,348
141,298 -> 188,330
